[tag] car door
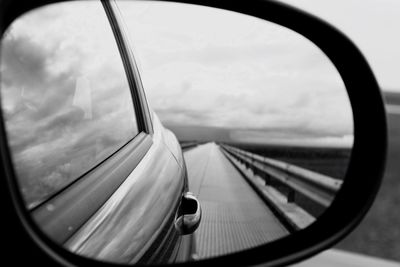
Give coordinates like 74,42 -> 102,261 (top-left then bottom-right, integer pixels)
0,0 -> 192,264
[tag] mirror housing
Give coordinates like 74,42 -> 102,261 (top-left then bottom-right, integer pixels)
0,0 -> 386,266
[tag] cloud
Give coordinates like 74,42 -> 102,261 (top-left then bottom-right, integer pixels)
140,59 -> 351,138
1,34 -> 54,89
230,129 -> 353,147
0,0 -> 355,206
116,1 -> 353,146
1,2 -> 139,207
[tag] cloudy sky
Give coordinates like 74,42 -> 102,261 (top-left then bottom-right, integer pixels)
1,2 -> 138,208
280,0 -> 400,92
1,1 -> 359,206
117,1 -> 353,146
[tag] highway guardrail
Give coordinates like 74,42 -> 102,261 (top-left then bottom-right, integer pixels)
180,141 -> 199,151
220,144 -> 343,230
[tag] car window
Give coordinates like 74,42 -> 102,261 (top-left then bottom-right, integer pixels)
0,2 -> 139,209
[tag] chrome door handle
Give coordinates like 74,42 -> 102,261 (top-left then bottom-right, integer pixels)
174,192 -> 202,235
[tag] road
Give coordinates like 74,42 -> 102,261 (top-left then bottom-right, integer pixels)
184,142 -> 288,259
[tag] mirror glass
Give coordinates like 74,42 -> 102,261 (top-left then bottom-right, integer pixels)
0,0 -> 353,264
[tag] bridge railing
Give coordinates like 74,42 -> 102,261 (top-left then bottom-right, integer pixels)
180,141 -> 199,151
220,144 -> 343,230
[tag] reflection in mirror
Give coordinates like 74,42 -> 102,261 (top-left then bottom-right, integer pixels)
0,0 -> 353,264
0,2 -> 139,209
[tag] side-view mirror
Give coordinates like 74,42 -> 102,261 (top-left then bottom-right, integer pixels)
0,0 -> 386,266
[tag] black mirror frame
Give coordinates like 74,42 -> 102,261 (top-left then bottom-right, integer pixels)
0,0 -> 387,266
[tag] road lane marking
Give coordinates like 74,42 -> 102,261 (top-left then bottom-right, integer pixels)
386,104 -> 400,115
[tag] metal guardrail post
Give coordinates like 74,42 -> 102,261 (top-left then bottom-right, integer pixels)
287,189 -> 295,203
263,172 -> 271,186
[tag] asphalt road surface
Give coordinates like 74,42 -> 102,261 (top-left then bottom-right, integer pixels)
184,142 -> 289,259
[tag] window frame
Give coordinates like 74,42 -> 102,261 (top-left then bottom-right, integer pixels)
107,0 -> 154,135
